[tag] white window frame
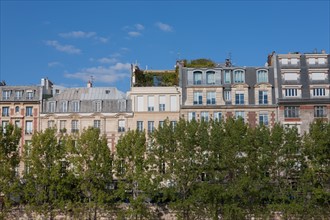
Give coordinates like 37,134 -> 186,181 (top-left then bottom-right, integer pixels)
234,70 -> 245,83
285,88 -> 298,97
206,71 -> 215,84
259,91 -> 268,104
193,91 -> 203,105
193,71 -> 202,85
257,70 -> 268,83
206,91 -> 216,105
148,96 -> 154,112
188,112 -> 196,121
313,88 -> 326,97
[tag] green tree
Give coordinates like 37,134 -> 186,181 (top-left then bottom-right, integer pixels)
0,123 -> 21,214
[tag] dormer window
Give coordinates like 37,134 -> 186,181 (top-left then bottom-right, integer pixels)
193,71 -> 202,85
105,90 -> 110,94
257,70 -> 268,83
206,71 -> 215,84
234,70 -> 245,83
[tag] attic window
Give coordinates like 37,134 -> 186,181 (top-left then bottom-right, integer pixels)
105,90 -> 110,94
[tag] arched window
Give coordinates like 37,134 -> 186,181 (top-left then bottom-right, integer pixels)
257,69 -> 268,83
233,70 -> 245,83
193,71 -> 202,85
206,71 -> 215,84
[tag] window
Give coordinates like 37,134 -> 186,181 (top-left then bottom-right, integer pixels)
71,120 -> 79,133
281,58 -> 288,64
60,101 -> 68,112
15,106 -> 20,113
49,102 -> 55,112
257,70 -> 268,83
318,58 -> 325,64
94,120 -> 101,129
188,112 -> 196,121
308,58 -> 315,64
259,113 -> 269,126
118,120 -> 125,132
25,121 -> 33,134
2,121 -> 9,133
93,101 -> 102,112
313,88 -> 326,97
193,91 -> 203,105
314,106 -> 327,117
235,111 -> 245,121
48,120 -> 55,128
26,107 -> 33,116
224,90 -> 231,102
214,112 -> 222,121
235,92 -> 244,105
285,88 -> 298,97
26,91 -> 34,100
148,121 -> 154,133
60,120 -> 66,132
148,96 -> 154,112
137,96 -> 144,112
2,90 -> 11,100
159,96 -> 165,111
15,90 -> 23,99
291,58 -> 298,65
193,71 -> 202,85
72,101 -> 80,112
119,100 -> 126,112
234,70 -> 244,83
207,91 -> 216,105
15,120 -> 20,128
201,111 -> 209,122
170,96 -> 177,111
206,71 -> 215,84
224,70 -> 231,84
259,91 -> 268,104
137,121 -> 143,131
284,106 -> 299,118
2,107 -> 9,116
159,121 -> 164,128
170,121 -> 177,129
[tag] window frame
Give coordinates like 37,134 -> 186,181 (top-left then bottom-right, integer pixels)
193,71 -> 202,85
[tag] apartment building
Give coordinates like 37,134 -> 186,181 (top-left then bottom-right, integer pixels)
40,83 -> 133,152
128,64 -> 181,133
272,50 -> 330,134
178,60 -> 277,127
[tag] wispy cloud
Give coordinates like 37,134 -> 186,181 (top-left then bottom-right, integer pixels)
45,40 -> 81,54
97,57 -> 118,64
48,61 -> 63,67
64,63 -> 131,83
135,24 -> 145,31
59,31 -> 96,38
128,31 -> 141,37
155,22 -> 173,32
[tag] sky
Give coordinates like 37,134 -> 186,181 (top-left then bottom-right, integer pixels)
1,1 -> 329,92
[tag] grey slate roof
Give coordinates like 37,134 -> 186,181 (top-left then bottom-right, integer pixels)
48,87 -> 126,101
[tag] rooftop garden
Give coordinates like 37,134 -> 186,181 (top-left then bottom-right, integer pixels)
133,66 -> 179,87
183,58 -> 216,68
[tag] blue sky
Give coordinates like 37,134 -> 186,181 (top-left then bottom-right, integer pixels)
1,1 -> 329,92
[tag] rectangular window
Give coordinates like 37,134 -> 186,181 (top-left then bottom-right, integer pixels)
72,101 -> 80,112
170,121 -> 177,129
257,70 -> 268,83
148,96 -> 154,112
137,96 -> 144,112
94,101 -> 102,112
15,90 -> 23,99
234,70 -> 244,83
313,88 -> 326,97
148,121 -> 154,133
281,58 -> 288,64
188,112 -> 196,121
235,92 -> 244,105
2,107 -> 9,116
118,119 -> 125,132
137,121 -> 143,132
26,107 -> 33,116
224,90 -> 231,102
170,95 -> 177,111
60,120 -> 66,132
2,90 -> 11,100
49,102 -> 55,112
291,58 -> 298,65
26,91 -> 34,100
259,113 -> 269,126
318,58 -> 325,64
48,120 -> 55,128
259,91 -> 268,104
2,121 -> 9,133
206,71 -> 215,84
308,58 -> 316,64
201,111 -> 209,122
25,121 -> 33,134
193,72 -> 202,85
193,92 -> 203,105
15,120 -> 20,128
159,96 -> 166,111
94,120 -> 101,129
284,106 -> 299,118
235,111 -> 245,121
207,91 -> 216,105
214,112 -> 222,121
314,106 -> 327,118
285,88 -> 298,97
71,120 -> 79,133
224,70 -> 231,84
159,121 -> 164,128
60,101 -> 68,112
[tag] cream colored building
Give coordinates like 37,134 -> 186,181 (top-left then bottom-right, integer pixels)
40,86 -> 133,152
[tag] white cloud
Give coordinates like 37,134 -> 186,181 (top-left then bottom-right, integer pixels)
128,31 -> 141,37
135,24 -> 145,31
45,40 -> 81,54
96,37 -> 109,43
48,61 -> 62,67
155,22 -> 173,32
97,57 -> 118,64
64,63 -> 131,83
59,31 -> 96,38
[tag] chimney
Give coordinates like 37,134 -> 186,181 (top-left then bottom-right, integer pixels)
87,80 -> 93,88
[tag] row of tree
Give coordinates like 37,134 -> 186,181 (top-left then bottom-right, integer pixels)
0,118 -> 329,219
